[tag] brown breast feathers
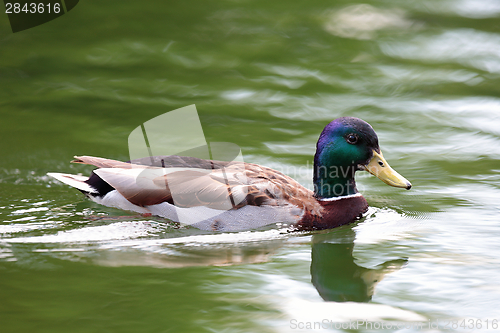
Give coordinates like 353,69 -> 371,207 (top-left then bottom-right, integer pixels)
295,195 -> 368,231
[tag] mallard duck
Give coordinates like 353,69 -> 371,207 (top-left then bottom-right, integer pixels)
48,117 -> 411,232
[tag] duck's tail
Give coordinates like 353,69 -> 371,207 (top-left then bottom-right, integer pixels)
47,173 -> 98,194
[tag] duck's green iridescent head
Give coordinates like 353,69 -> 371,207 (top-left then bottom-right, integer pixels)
313,117 -> 411,198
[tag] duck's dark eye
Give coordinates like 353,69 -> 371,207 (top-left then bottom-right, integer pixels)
346,133 -> 359,144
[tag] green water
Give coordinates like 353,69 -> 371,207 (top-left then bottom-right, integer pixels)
1,0 -> 500,332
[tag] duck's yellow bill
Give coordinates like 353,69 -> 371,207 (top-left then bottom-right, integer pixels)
364,150 -> 412,190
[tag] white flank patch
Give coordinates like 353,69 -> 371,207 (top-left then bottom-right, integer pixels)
148,202 -> 303,232
92,190 -> 304,232
92,190 -> 150,214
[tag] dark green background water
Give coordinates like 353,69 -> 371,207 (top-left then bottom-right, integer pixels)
1,1 -> 500,332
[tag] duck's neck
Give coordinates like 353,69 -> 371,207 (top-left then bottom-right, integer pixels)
313,159 -> 358,199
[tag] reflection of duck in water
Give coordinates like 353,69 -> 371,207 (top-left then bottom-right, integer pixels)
311,228 -> 407,302
90,236 -> 286,268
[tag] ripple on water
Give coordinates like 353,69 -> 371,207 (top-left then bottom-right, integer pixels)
322,4 -> 418,40
381,29 -> 500,73
411,0 -> 500,19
